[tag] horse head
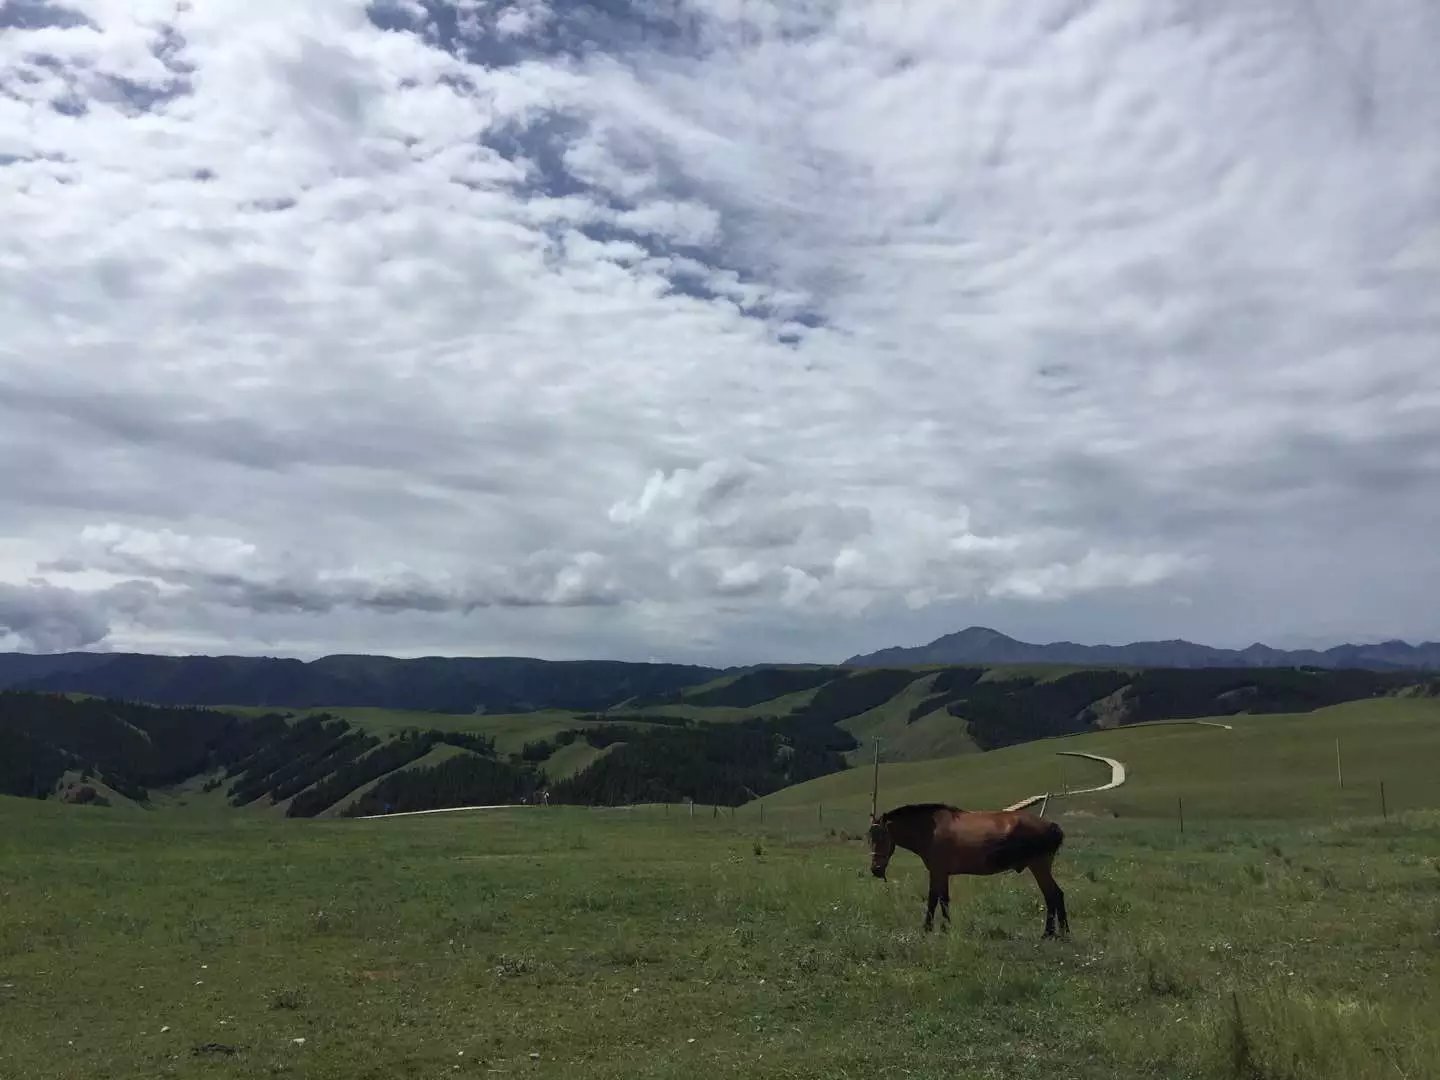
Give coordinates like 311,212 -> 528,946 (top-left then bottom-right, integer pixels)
867,816 -> 894,880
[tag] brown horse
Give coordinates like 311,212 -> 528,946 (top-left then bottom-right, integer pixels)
868,803 -> 1069,937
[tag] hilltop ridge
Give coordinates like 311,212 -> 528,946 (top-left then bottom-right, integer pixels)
844,626 -> 1440,671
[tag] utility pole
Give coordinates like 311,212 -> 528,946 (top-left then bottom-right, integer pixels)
870,738 -> 881,819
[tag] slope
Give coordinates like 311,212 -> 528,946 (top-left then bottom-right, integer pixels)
759,697 -> 1440,822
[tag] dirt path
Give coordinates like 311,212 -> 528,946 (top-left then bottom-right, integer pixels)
357,804 -> 524,820
1124,718 -> 1235,732
1002,752 -> 1127,812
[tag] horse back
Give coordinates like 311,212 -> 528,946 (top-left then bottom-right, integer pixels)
934,809 -> 1064,875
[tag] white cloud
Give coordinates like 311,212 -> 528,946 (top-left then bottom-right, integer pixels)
1,0 -> 1438,660
494,0 -> 550,40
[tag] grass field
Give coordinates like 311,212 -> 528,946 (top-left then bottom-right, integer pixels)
5,697 -> 1438,1079
224,706 -> 588,754
765,698 -> 1440,825
2,794 -> 1437,1080
835,673 -> 979,763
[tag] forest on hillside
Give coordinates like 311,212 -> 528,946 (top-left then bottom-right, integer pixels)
0,692 -> 862,814
3,663 -> 1429,817
0,692 -> 287,803
551,714 -> 859,806
0,653 -> 723,713
0,693 -> 536,816
930,667 -> 1414,749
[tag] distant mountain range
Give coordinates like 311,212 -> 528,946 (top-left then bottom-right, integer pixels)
843,626 -> 1440,671
0,652 -> 723,714
4,625 -> 1437,721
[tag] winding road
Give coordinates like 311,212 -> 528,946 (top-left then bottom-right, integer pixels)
362,726 -> 1231,820
358,803 -> 522,819
1000,718 -> 1240,813
1003,751 -> 1127,813
360,758 -> 1133,821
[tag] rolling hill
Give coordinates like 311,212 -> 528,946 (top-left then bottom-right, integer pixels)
0,652 -> 724,713
0,691 -> 859,814
7,651 -> 1439,819
760,697 -> 1440,823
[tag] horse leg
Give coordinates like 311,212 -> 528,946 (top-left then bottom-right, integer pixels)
924,867 -> 953,932
916,861 -> 942,932
1029,857 -> 1066,938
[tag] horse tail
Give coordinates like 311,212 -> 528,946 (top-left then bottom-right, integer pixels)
991,817 -> 1065,873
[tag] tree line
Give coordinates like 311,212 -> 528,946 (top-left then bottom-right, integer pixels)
0,691 -> 291,802
935,667 -> 1415,749
550,713 -> 858,807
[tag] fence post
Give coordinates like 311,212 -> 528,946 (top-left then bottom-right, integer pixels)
760,802 -> 765,825
1380,781 -> 1388,820
689,800 -> 694,819
1336,739 -> 1343,788
819,803 -> 823,824
1178,796 -> 1185,835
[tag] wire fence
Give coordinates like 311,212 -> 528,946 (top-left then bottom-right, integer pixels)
542,771 -> 1440,842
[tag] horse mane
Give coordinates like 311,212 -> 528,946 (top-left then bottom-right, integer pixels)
881,802 -> 961,823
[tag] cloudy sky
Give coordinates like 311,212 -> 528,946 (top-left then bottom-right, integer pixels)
2,0 -> 1438,663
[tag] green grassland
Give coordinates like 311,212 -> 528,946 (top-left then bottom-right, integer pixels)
763,698 -> 1440,825
220,685 -> 838,791
619,687 -> 823,723
222,706 -> 587,754
313,743 -> 476,817
834,672 -> 978,761
3,696 -> 1438,1078
208,667 -> 1435,812
538,739 -> 614,782
220,706 -> 674,786
3,792 -> 1437,1080
14,666 -> 1438,828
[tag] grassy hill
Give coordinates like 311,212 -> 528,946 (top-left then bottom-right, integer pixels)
5,671 -> 1439,1079
225,705 -> 587,753
6,663 -> 1437,820
0,693 -> 542,818
760,697 -> 1440,825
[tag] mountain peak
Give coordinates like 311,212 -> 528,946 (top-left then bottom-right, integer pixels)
940,626 -> 1014,643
